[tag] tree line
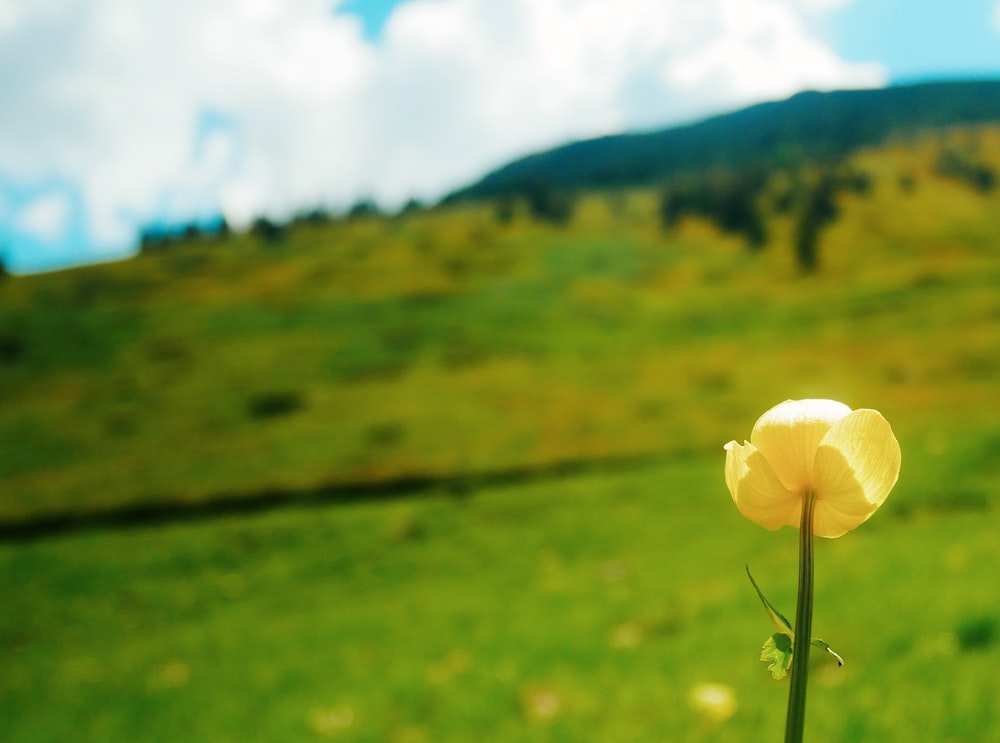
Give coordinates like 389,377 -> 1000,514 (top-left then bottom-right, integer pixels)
138,141 -> 995,277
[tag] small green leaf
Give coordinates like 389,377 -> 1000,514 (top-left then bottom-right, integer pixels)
761,632 -> 794,680
810,638 -> 845,667
746,565 -> 793,634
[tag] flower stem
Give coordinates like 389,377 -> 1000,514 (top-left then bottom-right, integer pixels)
784,490 -> 816,743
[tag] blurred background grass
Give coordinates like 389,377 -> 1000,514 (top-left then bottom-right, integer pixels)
1,128 -> 998,741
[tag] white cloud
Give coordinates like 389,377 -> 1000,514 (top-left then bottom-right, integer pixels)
356,0 -> 884,202
0,0 -> 883,268
664,0 -> 884,102
13,192 -> 72,245
0,0 -> 374,247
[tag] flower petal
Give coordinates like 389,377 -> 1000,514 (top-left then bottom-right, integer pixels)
812,409 -> 901,537
813,497 -> 879,539
750,399 -> 852,492
725,440 -> 800,530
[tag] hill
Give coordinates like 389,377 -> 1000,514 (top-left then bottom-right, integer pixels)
449,79 -> 1000,200
0,124 -> 998,530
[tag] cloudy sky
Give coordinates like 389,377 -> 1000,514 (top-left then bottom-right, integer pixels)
2,0 -> 999,273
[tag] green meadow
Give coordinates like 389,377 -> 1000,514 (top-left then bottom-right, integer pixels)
1,129 -> 998,741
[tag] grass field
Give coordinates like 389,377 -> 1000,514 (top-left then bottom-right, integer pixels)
1,128 -> 999,740
1,459 -> 997,742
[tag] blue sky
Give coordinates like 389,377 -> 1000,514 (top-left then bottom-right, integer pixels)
340,0 -> 404,41
1,0 -> 999,274
820,0 -> 1000,81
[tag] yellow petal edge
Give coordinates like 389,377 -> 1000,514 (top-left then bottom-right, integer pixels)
812,409 -> 901,537
725,440 -> 799,531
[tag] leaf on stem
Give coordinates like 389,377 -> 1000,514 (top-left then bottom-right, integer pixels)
746,565 -> 792,634
746,566 -> 845,680
810,638 -> 845,666
761,632 -> 794,680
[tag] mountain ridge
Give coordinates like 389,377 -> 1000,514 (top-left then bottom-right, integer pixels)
446,78 -> 1000,201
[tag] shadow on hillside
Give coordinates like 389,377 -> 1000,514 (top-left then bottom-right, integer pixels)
0,453 -> 659,543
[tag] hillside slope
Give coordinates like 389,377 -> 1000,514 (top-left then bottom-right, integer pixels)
450,79 -> 1000,199
0,125 -> 998,529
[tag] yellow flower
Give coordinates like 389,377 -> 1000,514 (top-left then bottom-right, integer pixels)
724,399 -> 901,538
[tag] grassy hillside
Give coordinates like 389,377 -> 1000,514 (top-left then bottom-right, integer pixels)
0,126 -> 998,741
1,127 -> 997,527
2,459 -> 996,741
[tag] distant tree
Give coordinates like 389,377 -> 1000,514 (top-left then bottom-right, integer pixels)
660,186 -> 690,229
215,215 -> 232,238
969,165 -> 997,193
836,168 -> 872,196
292,208 -> 333,227
246,390 -> 304,420
0,328 -> 23,362
251,216 -> 285,243
970,166 -> 995,193
936,147 -> 996,193
715,176 -> 768,249
521,182 -> 574,226
794,174 -> 838,274
139,225 -> 171,252
795,215 -> 821,274
660,169 -> 768,249
139,217 -> 231,251
399,198 -> 424,215
182,222 -> 202,241
348,198 -> 381,219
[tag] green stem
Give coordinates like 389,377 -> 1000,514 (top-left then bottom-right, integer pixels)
784,490 -> 817,743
